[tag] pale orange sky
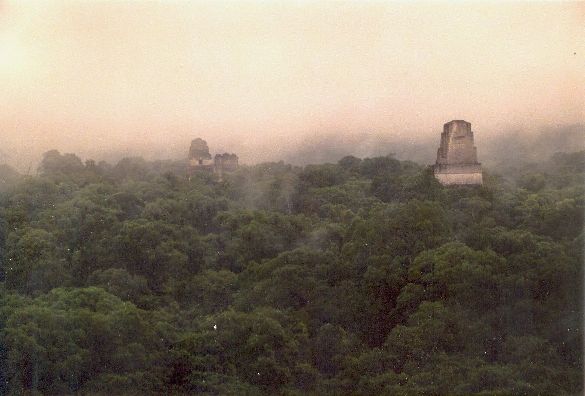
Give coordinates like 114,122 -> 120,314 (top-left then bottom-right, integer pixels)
0,1 -> 583,168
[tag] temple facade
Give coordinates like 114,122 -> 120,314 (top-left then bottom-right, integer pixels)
214,153 -> 239,172
189,138 -> 214,171
433,120 -> 483,185
188,138 -> 238,176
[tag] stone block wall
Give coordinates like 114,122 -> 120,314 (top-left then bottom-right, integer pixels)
433,120 -> 483,185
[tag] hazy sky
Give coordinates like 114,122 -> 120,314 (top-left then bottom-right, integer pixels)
0,1 -> 583,168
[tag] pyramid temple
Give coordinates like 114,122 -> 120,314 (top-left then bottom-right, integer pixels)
433,120 -> 483,185
188,138 -> 238,176
189,138 -> 213,170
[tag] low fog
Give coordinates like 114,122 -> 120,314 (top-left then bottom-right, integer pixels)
0,2 -> 582,171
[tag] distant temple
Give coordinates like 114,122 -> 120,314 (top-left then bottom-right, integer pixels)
189,138 -> 213,171
188,138 -> 238,177
433,120 -> 483,185
214,153 -> 238,171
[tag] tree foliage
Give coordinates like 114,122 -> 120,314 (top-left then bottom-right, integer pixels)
0,150 -> 582,394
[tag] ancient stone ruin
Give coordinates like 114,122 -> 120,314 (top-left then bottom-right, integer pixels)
189,138 -> 213,171
433,120 -> 483,185
188,138 -> 238,176
214,153 -> 239,172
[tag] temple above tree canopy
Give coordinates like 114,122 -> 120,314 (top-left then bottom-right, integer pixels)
188,138 -> 238,176
433,120 -> 483,185
189,138 -> 212,164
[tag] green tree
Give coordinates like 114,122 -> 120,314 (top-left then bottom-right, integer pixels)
4,228 -> 70,294
3,287 -> 165,395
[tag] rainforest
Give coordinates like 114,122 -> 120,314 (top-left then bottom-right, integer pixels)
0,148 -> 582,395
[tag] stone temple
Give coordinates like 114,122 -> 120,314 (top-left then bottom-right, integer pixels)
189,138 -> 213,170
188,138 -> 239,177
433,120 -> 483,185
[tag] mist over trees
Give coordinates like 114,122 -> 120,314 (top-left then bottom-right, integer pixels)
0,145 -> 582,394
1,123 -> 582,176
281,123 -> 585,169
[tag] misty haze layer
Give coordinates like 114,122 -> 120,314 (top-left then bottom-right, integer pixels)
0,2 -> 582,170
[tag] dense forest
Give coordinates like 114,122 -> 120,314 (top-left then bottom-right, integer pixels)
0,148 -> 582,395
